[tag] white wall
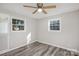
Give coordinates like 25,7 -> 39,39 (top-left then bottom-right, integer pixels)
0,13 -> 9,51
0,9 -> 37,53
0,34 -> 8,51
9,16 -> 36,47
37,10 -> 79,52
9,16 -> 27,49
9,15 -> 37,51
25,17 -> 37,45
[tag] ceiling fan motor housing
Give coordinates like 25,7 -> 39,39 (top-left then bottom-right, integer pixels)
37,3 -> 43,8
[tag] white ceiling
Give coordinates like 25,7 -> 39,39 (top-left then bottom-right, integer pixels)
0,3 -> 79,19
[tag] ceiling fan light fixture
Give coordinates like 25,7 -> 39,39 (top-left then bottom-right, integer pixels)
38,8 -> 42,12
23,3 -> 56,14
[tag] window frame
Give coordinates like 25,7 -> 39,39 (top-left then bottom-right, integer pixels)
48,18 -> 61,32
11,16 -> 26,32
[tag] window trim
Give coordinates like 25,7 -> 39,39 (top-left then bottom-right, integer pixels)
11,16 -> 26,32
48,18 -> 61,32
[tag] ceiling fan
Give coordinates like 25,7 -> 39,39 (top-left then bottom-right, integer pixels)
23,3 -> 56,14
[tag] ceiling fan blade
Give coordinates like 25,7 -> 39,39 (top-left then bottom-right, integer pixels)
43,5 -> 56,9
33,9 -> 38,14
23,5 -> 37,8
42,9 -> 47,14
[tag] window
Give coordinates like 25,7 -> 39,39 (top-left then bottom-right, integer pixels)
48,18 -> 61,32
12,18 -> 24,31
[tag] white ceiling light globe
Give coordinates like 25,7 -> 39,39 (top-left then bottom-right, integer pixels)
38,8 -> 42,12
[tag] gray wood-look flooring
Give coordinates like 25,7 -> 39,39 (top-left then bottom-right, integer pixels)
0,42 -> 79,56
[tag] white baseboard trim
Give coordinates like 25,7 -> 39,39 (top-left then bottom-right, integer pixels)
38,40 -> 79,53
0,41 -> 36,55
